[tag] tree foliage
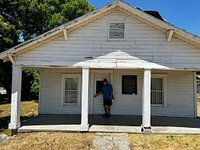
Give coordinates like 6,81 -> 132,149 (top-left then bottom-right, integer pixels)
0,0 -> 93,41
0,15 -> 19,52
0,0 -> 93,100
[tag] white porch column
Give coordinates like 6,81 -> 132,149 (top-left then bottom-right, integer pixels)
8,65 -> 22,133
80,67 -> 89,131
142,68 -> 152,134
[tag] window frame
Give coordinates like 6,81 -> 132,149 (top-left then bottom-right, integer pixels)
151,74 -> 167,107
61,74 -> 81,106
107,20 -> 126,41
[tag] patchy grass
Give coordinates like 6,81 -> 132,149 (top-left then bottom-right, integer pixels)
1,99 -> 200,150
0,132 -> 94,150
0,100 -> 38,135
129,134 -> 200,150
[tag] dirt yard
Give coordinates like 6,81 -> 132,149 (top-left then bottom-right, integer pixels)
0,132 -> 94,150
129,134 -> 200,150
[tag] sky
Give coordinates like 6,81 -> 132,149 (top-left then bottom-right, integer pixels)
89,0 -> 200,36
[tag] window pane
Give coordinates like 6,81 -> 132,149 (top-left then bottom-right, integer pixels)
69,78 -> 78,90
157,92 -> 163,104
151,93 -> 156,104
65,91 -> 69,103
65,78 -> 78,90
65,78 -> 70,90
155,78 -> 162,90
64,77 -> 79,104
68,91 -> 78,103
151,78 -> 156,90
151,78 -> 164,105
65,91 -> 78,103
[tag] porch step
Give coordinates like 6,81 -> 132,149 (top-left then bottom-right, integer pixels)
89,125 -> 141,133
18,125 -> 80,132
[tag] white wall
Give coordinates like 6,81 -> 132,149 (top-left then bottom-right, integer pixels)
39,68 -> 82,114
111,70 -> 195,117
16,9 -> 200,70
39,68 -> 195,117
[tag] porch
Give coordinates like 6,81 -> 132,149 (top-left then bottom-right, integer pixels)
19,115 -> 200,134
8,51 -> 198,134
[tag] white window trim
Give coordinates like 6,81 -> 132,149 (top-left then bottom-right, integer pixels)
61,74 -> 81,106
151,74 -> 167,107
107,20 -> 126,41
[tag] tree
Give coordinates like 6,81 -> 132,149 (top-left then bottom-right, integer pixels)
0,15 -> 19,52
0,0 -> 93,100
0,0 -> 93,40
0,15 -> 20,99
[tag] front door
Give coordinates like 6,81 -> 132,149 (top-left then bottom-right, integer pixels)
93,72 -> 112,114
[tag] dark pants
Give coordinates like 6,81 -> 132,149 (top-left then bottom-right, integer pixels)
103,99 -> 112,106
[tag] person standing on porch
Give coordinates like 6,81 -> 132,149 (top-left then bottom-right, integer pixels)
94,79 -> 114,117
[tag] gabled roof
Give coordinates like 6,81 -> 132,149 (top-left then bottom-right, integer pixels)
1,0 -> 200,61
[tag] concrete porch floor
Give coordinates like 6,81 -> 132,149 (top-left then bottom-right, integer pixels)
19,115 -> 200,134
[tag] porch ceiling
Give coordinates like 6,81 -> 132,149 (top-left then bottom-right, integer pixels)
72,50 -> 171,70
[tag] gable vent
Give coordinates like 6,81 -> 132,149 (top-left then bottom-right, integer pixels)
109,22 -> 125,39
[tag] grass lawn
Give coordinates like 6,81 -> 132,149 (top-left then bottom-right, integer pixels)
0,132 -> 94,150
129,134 -> 200,150
0,100 -> 38,135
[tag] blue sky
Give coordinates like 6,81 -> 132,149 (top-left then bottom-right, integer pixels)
89,0 -> 200,36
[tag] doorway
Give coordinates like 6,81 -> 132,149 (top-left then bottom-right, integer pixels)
93,71 -> 112,114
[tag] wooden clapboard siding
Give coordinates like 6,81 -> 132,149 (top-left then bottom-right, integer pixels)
111,69 -> 143,115
39,68 -> 82,114
111,70 -> 194,117
15,10 -> 200,69
151,71 -> 194,117
39,68 -> 195,117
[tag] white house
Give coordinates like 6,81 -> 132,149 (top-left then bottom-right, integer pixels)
1,0 -> 200,134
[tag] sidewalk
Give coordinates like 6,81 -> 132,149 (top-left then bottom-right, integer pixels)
91,133 -> 130,150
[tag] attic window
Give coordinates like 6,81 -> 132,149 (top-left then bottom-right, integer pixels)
109,22 -> 125,40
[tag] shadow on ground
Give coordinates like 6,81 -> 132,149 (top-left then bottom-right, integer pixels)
0,116 -> 37,132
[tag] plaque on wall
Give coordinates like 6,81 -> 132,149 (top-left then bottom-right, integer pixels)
122,75 -> 137,95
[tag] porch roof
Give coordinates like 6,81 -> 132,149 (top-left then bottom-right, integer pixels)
73,50 -> 171,70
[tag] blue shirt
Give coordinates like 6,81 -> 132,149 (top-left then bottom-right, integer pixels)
101,83 -> 113,100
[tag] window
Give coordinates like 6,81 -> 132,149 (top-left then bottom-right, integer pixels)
62,74 -> 81,105
109,22 -> 125,39
151,77 -> 165,106
96,80 -> 104,94
122,75 -> 137,95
